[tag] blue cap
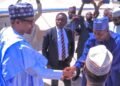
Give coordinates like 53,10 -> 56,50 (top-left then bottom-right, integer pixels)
8,2 -> 34,19
93,17 -> 109,30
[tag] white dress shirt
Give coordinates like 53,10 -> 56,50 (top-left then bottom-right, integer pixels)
56,27 -> 69,61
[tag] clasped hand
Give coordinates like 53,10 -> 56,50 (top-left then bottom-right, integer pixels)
62,66 -> 76,80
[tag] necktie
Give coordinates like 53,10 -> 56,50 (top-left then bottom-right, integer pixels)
61,29 -> 66,60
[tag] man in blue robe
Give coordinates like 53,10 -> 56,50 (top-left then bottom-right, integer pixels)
65,17 -> 120,86
0,63 -> 6,86
0,2 -> 73,86
0,38 -> 6,86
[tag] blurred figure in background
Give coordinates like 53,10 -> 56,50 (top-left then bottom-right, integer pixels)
23,0 -> 43,51
85,12 -> 93,33
66,6 -> 82,36
103,8 -> 114,32
67,6 -> 77,32
104,8 -> 112,22
110,8 -> 120,34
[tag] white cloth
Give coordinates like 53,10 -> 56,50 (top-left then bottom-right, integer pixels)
109,22 -> 120,34
109,22 -> 114,32
86,45 -> 113,76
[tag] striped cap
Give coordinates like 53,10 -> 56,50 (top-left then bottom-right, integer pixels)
8,2 -> 34,19
93,17 -> 109,30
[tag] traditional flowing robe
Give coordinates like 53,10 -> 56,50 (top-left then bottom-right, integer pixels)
0,27 -> 63,86
75,32 -> 120,86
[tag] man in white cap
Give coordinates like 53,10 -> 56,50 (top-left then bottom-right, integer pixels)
64,17 -> 120,86
0,2 -> 73,86
109,8 -> 120,34
85,45 -> 113,86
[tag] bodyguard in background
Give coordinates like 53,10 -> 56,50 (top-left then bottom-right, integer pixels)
42,13 -> 75,86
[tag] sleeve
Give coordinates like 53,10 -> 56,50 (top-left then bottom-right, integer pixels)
74,37 -> 94,69
20,42 -> 63,80
26,65 -> 63,80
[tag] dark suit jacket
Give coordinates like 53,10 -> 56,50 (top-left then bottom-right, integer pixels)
42,27 -> 74,68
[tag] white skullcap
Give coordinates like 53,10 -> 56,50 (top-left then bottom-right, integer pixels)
86,45 -> 113,76
112,8 -> 120,17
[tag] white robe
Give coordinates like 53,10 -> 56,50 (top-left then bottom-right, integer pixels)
109,22 -> 120,34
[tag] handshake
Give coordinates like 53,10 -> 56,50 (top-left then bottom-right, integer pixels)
62,66 -> 77,80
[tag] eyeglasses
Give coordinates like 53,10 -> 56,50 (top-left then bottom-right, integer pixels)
20,18 -> 34,24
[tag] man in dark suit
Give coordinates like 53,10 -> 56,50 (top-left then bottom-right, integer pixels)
42,13 -> 74,86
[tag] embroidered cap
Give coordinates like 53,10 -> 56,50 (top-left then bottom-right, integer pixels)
112,8 -> 120,17
93,17 -> 109,30
8,2 -> 34,19
86,45 -> 113,76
